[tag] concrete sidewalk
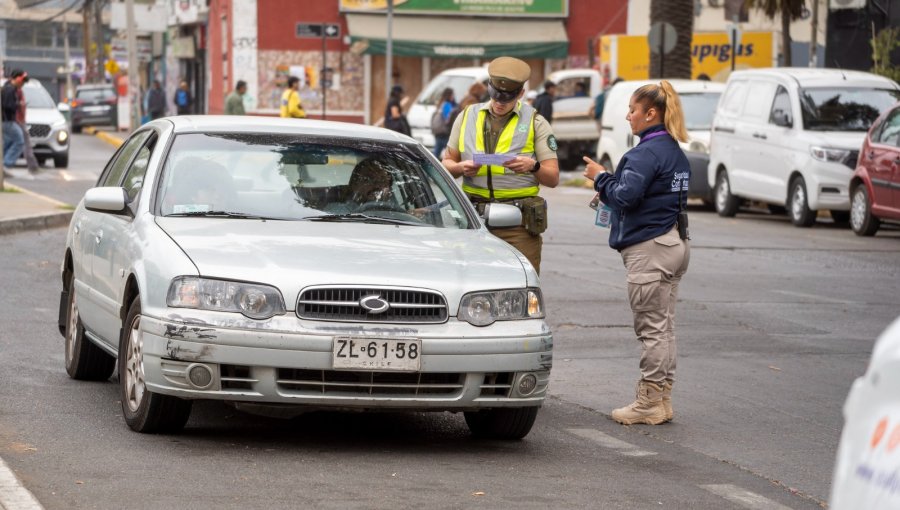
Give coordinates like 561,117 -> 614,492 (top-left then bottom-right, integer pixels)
0,127 -> 124,236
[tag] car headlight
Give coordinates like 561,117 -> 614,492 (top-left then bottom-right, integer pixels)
458,288 -> 544,326
810,146 -> 851,166
688,140 -> 708,154
166,276 -> 286,320
57,129 -> 69,144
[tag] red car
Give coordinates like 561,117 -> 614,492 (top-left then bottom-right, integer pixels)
850,103 -> 900,236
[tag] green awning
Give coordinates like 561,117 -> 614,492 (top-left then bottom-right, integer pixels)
347,14 -> 569,59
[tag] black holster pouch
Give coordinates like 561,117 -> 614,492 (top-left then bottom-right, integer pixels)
520,196 -> 548,235
677,211 -> 690,240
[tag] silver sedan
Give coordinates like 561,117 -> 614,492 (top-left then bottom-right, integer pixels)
58,116 -> 552,439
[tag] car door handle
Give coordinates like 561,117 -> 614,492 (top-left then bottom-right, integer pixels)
752,133 -> 767,140
94,230 -> 103,244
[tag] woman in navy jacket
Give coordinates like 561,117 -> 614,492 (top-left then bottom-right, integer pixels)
583,81 -> 691,425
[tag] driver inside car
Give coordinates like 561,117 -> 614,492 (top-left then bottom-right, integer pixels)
347,158 -> 395,207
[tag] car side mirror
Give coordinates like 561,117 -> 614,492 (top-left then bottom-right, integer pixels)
84,187 -> 128,214
483,203 -> 522,228
772,110 -> 792,128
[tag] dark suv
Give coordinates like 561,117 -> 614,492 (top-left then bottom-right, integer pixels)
70,84 -> 118,132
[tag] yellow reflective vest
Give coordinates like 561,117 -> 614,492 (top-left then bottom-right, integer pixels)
457,100 -> 538,199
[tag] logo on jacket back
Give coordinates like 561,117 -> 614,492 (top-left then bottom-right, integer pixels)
671,171 -> 690,192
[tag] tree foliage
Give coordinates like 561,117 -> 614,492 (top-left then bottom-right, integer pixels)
871,27 -> 900,82
744,0 -> 806,67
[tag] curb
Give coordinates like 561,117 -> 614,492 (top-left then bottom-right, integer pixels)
0,184 -> 74,236
82,126 -> 125,148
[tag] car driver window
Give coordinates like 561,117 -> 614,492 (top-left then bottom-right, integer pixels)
876,110 -> 900,147
769,86 -> 792,127
122,134 -> 158,204
99,131 -> 151,188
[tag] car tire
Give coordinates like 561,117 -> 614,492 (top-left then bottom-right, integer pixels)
850,185 -> 880,236
72,124 -> 82,134
714,170 -> 739,217
464,407 -> 539,440
36,156 -> 48,167
830,210 -> 850,225
54,153 -> 69,169
64,273 -> 115,381
789,177 -> 816,227
120,296 -> 192,433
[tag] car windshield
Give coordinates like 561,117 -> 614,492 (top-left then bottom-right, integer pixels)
799,87 -> 900,132
157,133 -> 473,229
23,85 -> 57,109
680,92 -> 721,131
417,75 -> 479,105
76,88 -> 116,100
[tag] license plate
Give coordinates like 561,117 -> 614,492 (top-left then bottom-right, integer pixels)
83,105 -> 108,112
332,337 -> 421,371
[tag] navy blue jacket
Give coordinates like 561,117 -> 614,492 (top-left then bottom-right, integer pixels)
594,124 -> 690,251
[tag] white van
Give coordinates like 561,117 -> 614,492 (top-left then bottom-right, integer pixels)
595,79 -> 725,202
408,67 -> 489,149
708,68 -> 900,226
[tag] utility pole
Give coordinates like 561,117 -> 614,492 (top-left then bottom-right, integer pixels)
1,52 -> 5,191
63,18 -> 73,100
125,0 -> 140,129
95,0 -> 105,83
83,0 -> 94,82
321,29 -> 327,120
809,0 -> 819,67
385,0 -> 393,103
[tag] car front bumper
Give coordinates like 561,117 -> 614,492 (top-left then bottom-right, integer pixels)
139,315 -> 553,411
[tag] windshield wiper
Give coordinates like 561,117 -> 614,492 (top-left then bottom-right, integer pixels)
166,210 -> 283,220
302,213 -> 424,226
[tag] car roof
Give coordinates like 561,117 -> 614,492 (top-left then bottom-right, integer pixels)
162,115 -> 419,144
437,67 -> 489,78
548,69 -> 599,81
728,67 -> 900,88
610,79 -> 726,95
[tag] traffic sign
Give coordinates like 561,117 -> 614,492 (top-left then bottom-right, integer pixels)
648,22 -> 677,55
296,23 -> 341,39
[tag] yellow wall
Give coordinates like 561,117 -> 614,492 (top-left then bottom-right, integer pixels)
600,32 -> 775,82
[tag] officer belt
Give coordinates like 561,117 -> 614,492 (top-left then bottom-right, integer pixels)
466,195 -> 530,214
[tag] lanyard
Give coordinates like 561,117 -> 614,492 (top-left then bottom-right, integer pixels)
639,130 -> 669,143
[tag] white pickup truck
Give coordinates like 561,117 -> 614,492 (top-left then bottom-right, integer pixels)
542,68 -> 602,169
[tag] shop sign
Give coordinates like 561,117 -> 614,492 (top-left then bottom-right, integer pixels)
339,0 -> 567,18
171,36 -> 196,59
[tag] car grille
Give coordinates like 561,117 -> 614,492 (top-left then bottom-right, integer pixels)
296,286 -> 448,323
277,369 -> 465,396
28,124 -> 50,138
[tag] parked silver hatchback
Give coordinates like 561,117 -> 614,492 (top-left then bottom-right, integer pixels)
59,116 -> 552,438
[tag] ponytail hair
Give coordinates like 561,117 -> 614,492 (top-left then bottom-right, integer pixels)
632,80 -> 689,143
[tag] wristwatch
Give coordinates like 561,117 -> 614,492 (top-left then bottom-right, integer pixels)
530,160 -> 541,173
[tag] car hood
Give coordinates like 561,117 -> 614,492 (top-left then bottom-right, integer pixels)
805,131 -> 866,150
26,107 -> 65,126
155,218 -> 528,310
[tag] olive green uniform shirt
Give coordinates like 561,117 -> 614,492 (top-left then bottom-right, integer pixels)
447,102 -> 557,162
224,92 -> 245,115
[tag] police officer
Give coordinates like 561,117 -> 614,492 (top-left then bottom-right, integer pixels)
582,81 -> 691,425
442,57 -> 560,274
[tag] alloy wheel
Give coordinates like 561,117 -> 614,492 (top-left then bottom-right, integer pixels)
850,188 -> 866,231
791,184 -> 806,221
66,292 -> 78,364
124,315 -> 145,412
716,175 -> 730,211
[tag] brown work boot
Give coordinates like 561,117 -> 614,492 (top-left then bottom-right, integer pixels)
662,381 -> 674,422
611,381 -> 667,425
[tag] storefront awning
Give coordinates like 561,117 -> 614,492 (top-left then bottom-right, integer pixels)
347,14 -> 568,59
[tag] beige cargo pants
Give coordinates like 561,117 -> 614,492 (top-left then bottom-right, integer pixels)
491,225 -> 542,275
620,227 -> 690,384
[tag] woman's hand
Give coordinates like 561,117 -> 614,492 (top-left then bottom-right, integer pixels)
503,156 -> 537,174
582,156 -> 606,181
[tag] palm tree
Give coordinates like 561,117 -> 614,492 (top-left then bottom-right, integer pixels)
649,0 -> 694,79
745,0 -> 806,67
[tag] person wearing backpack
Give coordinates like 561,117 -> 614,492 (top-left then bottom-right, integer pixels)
431,87 -> 455,159
174,81 -> 193,115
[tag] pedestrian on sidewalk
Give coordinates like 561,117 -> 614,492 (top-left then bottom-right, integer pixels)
532,80 -> 555,123
224,80 -> 247,115
430,87 -> 455,159
383,85 -> 410,136
582,80 -> 691,426
2,69 -> 27,171
146,80 -> 166,120
279,77 -> 306,118
15,72 -> 40,173
174,81 -> 193,115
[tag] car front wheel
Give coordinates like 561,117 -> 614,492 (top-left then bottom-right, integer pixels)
850,185 -> 880,236
120,296 -> 192,433
789,177 -> 816,227
464,407 -> 539,440
54,153 -> 69,168
64,273 -> 115,380
715,170 -> 739,217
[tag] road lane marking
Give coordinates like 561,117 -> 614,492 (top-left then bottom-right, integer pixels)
700,484 -> 792,510
0,455 -> 43,510
566,428 -> 657,457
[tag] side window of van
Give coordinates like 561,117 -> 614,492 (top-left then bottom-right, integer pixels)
721,81 -> 748,116
769,86 -> 793,127
742,82 -> 777,122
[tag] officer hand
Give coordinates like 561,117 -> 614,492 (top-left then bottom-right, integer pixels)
459,160 -> 480,177
503,156 -> 535,174
582,156 -> 606,180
